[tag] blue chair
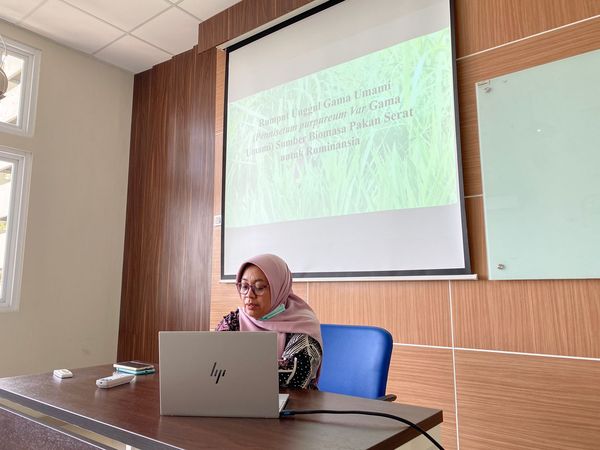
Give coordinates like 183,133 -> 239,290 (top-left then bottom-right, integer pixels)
318,324 -> 397,401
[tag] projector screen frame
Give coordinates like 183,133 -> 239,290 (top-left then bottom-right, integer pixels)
220,0 -> 471,281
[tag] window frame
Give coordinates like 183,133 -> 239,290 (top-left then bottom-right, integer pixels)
0,146 -> 32,312
0,36 -> 41,137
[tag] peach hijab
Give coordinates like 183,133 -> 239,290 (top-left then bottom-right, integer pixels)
237,254 -> 322,359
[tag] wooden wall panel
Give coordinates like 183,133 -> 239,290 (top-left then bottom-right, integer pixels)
387,346 -> 457,450
170,48 -> 216,331
198,9 -> 231,54
214,50 -> 226,216
309,282 -> 451,346
211,46 -> 230,328
464,196 -> 487,279
454,0 -> 600,58
456,79 -> 482,197
119,69 -> 152,361
118,49 -> 216,362
210,228 -> 238,327
162,54 -> 186,332
455,351 -> 600,449
215,50 -> 226,135
213,133 -> 223,216
452,279 -> 600,357
229,0 -> 278,42
275,0 -> 315,17
124,60 -> 173,362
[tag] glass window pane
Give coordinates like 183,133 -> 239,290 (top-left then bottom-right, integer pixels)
0,161 -> 14,299
0,53 -> 25,126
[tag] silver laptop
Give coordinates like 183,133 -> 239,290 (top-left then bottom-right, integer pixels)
159,331 -> 288,418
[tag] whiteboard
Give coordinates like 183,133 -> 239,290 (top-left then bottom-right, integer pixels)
476,49 -> 600,280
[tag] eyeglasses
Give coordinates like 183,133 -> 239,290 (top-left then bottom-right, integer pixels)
236,282 -> 269,296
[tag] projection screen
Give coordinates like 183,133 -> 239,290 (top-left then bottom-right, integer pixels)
222,0 -> 470,279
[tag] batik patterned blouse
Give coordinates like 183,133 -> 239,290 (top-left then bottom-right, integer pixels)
216,310 -> 322,389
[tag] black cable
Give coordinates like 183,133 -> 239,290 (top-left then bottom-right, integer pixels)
280,409 -> 444,450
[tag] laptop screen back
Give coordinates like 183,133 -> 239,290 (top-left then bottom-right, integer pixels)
159,331 -> 280,418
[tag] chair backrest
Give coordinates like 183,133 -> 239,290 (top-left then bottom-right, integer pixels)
318,324 -> 393,399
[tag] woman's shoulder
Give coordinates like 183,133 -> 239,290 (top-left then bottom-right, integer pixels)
224,310 -> 239,320
215,310 -> 240,331
285,333 -> 322,354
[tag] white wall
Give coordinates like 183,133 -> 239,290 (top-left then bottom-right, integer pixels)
0,21 -> 133,377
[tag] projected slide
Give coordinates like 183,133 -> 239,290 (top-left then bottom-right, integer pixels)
226,29 -> 457,228
223,0 -> 468,278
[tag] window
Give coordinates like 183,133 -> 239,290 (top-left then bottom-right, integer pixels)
0,36 -> 41,136
0,146 -> 31,312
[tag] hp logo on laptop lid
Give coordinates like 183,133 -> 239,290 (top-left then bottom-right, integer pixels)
210,362 -> 226,384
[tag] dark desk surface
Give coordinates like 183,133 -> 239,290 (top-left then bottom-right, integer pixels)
0,365 -> 442,450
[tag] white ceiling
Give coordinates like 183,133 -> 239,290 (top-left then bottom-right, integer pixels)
0,0 -> 238,73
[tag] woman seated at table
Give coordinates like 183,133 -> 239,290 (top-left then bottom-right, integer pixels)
216,254 -> 322,389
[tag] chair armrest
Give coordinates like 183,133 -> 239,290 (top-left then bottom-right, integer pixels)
377,394 -> 397,402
